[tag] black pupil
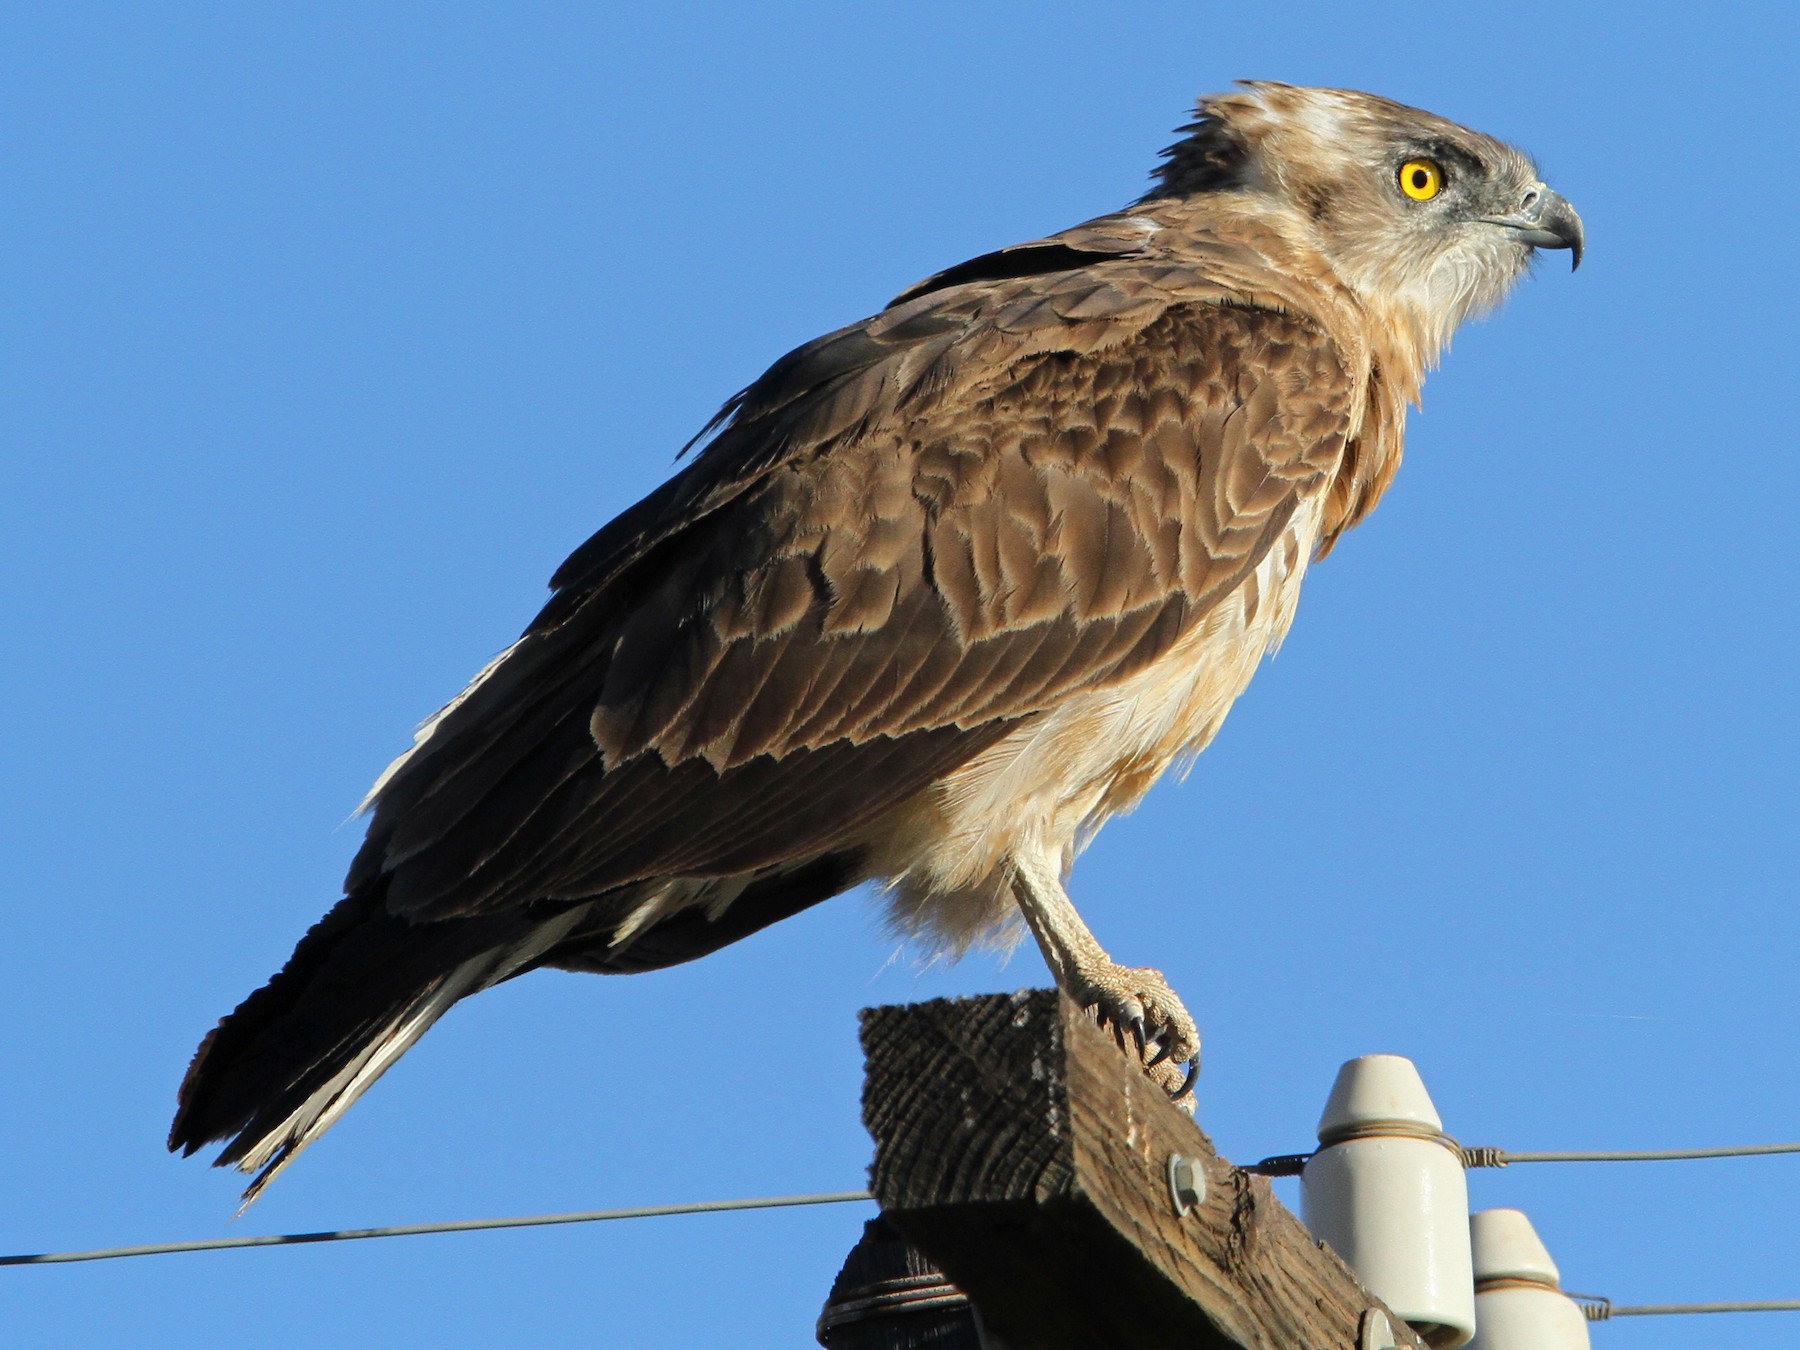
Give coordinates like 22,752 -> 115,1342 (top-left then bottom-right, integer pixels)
1411,168 -> 1429,189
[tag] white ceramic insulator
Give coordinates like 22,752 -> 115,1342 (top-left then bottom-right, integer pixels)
1467,1286 -> 1591,1350
1466,1209 -> 1591,1350
1301,1056 -> 1476,1349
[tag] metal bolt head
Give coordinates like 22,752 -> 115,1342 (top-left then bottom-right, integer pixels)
1167,1152 -> 1206,1217
1359,1308 -> 1398,1350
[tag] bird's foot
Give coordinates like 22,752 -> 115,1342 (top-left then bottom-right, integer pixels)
1068,960 -> 1200,1103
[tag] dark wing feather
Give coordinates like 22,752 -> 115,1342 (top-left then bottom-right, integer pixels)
354,226 -> 1353,925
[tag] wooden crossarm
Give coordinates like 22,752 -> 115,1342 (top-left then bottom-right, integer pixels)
859,989 -> 1425,1350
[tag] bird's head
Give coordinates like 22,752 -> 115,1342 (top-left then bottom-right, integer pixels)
1146,82 -> 1583,362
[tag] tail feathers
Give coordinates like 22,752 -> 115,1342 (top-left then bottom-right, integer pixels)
224,958 -> 496,1209
171,882 -> 586,1207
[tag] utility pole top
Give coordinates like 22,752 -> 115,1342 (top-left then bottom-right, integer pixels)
858,988 -> 1428,1350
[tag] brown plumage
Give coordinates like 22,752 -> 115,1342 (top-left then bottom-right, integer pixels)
171,82 -> 1582,1201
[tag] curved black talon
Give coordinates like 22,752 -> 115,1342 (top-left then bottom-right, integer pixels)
1173,1054 -> 1201,1101
1146,1039 -> 1174,1069
1127,1015 -> 1148,1056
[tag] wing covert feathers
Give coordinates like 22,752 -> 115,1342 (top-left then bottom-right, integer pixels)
174,216 -> 1363,1191
355,234 -> 1356,922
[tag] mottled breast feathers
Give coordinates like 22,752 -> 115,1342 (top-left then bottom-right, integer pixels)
350,227 -> 1357,922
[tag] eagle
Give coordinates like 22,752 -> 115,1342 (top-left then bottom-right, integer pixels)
171,82 -> 1582,1200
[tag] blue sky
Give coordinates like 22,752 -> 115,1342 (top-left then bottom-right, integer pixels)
3,4 -> 1796,1346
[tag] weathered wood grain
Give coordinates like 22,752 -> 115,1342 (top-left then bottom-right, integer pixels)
860,989 -> 1426,1350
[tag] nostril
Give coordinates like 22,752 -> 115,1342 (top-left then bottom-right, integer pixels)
1519,188 -> 1540,212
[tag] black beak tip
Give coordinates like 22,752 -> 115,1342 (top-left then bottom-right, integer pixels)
1549,196 -> 1585,273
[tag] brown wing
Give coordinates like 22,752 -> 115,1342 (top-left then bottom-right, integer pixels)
351,227 -> 1354,922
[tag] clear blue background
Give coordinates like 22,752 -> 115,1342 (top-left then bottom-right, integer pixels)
3,4 -> 1794,1346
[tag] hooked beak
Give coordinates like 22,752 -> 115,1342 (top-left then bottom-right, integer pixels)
1481,184 -> 1585,271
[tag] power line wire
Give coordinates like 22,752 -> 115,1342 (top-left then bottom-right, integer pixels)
1475,1142 -> 1800,1166
1570,1295 -> 1800,1320
0,1190 -> 874,1268
1248,1139 -> 1800,1176
9,1185 -> 1800,1327
13,1136 -> 1799,1270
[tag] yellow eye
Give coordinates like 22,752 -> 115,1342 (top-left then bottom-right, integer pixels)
1399,159 -> 1443,201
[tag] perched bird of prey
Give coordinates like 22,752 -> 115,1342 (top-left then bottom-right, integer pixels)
171,82 -> 1582,1200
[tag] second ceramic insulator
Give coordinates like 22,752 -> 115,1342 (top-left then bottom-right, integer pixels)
1466,1208 -> 1591,1350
